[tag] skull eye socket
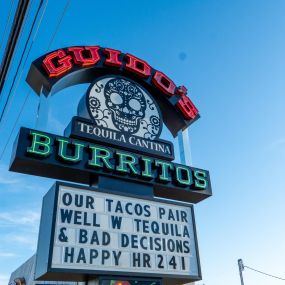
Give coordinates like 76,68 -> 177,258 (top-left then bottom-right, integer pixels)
129,99 -> 141,111
110,92 -> 123,105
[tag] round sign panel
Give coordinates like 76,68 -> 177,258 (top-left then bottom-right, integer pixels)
86,75 -> 162,140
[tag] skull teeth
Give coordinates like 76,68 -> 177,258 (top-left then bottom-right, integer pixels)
114,113 -> 136,126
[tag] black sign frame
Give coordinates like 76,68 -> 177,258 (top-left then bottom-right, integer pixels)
35,181 -> 202,285
10,127 -> 212,203
26,46 -> 200,137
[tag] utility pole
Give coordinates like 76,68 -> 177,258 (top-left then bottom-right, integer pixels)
238,259 -> 245,285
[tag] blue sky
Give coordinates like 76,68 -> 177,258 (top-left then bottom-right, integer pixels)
1,0 -> 285,284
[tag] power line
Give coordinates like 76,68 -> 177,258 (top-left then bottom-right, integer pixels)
0,0 -> 71,160
0,0 -> 15,50
0,0 -> 30,95
244,265 -> 285,281
0,0 -> 32,90
47,0 -> 71,50
35,0 -> 71,128
0,90 -> 31,160
0,0 -> 48,159
0,0 -> 33,102
0,0 -> 70,125
0,0 -> 48,129
0,0 -> 44,123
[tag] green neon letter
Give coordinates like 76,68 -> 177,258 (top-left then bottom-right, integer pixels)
141,157 -> 154,179
88,145 -> 113,170
194,170 -> 208,190
175,166 -> 192,186
155,160 -> 174,182
27,131 -> 52,157
57,138 -> 84,162
116,151 -> 139,175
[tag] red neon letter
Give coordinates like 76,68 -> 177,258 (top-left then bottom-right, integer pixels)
176,95 -> 199,120
103,48 -> 122,67
42,49 -> 73,78
152,71 -> 176,96
124,53 -> 151,78
68,46 -> 100,66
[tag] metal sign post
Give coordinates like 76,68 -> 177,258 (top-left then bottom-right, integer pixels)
35,91 -> 49,131
178,128 -> 192,166
238,259 -> 245,285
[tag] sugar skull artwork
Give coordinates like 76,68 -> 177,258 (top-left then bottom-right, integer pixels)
87,76 -> 162,140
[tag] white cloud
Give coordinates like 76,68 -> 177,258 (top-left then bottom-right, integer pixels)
9,235 -> 37,245
0,252 -> 17,257
0,166 -> 21,185
8,234 -> 38,251
0,211 -> 40,227
0,210 -> 40,251
0,274 -> 10,284
0,164 -> 49,193
269,138 -> 285,150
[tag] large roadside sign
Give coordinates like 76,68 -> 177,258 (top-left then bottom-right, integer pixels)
9,45 -> 212,285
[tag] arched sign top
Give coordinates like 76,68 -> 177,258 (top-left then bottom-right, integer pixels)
26,46 -> 200,136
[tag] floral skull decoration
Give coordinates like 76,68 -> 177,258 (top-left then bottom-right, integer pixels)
104,78 -> 147,133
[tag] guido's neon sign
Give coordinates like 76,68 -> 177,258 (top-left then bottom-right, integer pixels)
27,46 -> 199,136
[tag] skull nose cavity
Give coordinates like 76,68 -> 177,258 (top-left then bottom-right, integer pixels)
123,106 -> 130,113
